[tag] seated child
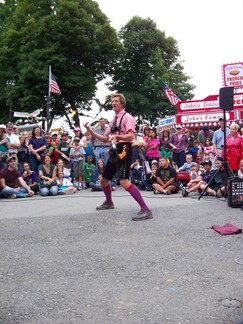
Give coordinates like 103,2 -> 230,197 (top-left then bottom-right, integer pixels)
84,155 -> 96,188
238,159 -> 243,179
178,154 -> 193,172
199,157 -> 226,197
204,137 -> 216,164
130,158 -> 143,186
181,160 -> 214,197
188,140 -> 201,161
89,159 -> 116,191
189,162 -> 200,181
177,154 -> 193,186
56,159 -> 77,194
140,161 -> 158,191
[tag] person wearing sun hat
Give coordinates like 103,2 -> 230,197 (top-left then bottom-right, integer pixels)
71,127 -> 85,146
0,156 -> 34,199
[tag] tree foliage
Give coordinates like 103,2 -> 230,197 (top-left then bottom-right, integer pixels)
0,3 -> 195,128
107,17 -> 195,126
0,0 -> 122,125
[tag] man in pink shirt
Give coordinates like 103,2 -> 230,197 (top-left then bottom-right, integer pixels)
84,93 -> 153,221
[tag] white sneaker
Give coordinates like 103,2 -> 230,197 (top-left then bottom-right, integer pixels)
7,194 -> 16,199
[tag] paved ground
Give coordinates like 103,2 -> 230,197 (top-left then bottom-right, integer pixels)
0,188 -> 243,324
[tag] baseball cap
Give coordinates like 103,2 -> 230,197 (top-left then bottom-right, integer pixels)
0,124 -> 6,129
201,160 -> 212,166
61,131 -> 69,137
176,125 -> 182,129
216,156 -> 224,162
74,137 -> 80,141
151,159 -> 159,164
74,127 -> 81,131
203,125 -> 209,131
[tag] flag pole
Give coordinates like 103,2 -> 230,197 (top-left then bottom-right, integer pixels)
46,65 -> 51,131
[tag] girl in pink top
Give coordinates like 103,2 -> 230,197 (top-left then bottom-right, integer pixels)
145,129 -> 160,165
204,137 -> 216,163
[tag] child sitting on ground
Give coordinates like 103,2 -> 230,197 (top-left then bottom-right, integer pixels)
56,159 -> 77,194
177,154 -> 193,187
189,162 -> 200,180
204,137 -> 216,166
130,158 -> 143,186
238,159 -> 243,179
140,160 -> 158,191
178,154 -> 193,172
84,155 -> 96,188
188,140 -> 201,161
181,160 -> 214,197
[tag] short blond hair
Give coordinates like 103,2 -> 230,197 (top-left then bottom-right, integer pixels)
111,93 -> 126,107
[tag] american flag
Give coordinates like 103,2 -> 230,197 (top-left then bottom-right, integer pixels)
49,72 -> 61,94
162,82 -> 180,105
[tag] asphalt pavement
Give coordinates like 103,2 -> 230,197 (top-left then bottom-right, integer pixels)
0,187 -> 243,324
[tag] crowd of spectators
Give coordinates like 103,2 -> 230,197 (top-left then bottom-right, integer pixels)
1,117 -> 243,199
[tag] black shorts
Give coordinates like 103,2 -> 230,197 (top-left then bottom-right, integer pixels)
102,142 -> 132,181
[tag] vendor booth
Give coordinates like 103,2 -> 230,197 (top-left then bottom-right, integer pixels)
176,92 -> 243,131
159,92 -> 243,133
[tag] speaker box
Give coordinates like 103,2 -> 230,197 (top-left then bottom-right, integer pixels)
219,87 -> 234,111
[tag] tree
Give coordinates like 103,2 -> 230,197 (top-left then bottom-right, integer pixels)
107,16 -> 195,126
0,0 -> 122,126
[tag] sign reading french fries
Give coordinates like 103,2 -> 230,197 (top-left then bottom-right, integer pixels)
222,62 -> 243,88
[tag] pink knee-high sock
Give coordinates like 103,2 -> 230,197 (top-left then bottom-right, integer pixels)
126,183 -> 150,211
102,184 -> 112,204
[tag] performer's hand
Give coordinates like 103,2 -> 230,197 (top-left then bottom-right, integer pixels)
84,122 -> 91,131
109,134 -> 116,143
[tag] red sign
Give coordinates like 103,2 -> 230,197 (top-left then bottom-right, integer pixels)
222,62 -> 243,88
176,93 -> 243,126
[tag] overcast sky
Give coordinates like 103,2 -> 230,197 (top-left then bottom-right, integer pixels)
96,0 -> 243,100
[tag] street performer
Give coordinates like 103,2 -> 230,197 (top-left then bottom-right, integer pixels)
84,93 -> 153,221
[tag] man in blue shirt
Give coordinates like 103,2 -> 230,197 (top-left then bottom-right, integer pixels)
212,118 -> 230,157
